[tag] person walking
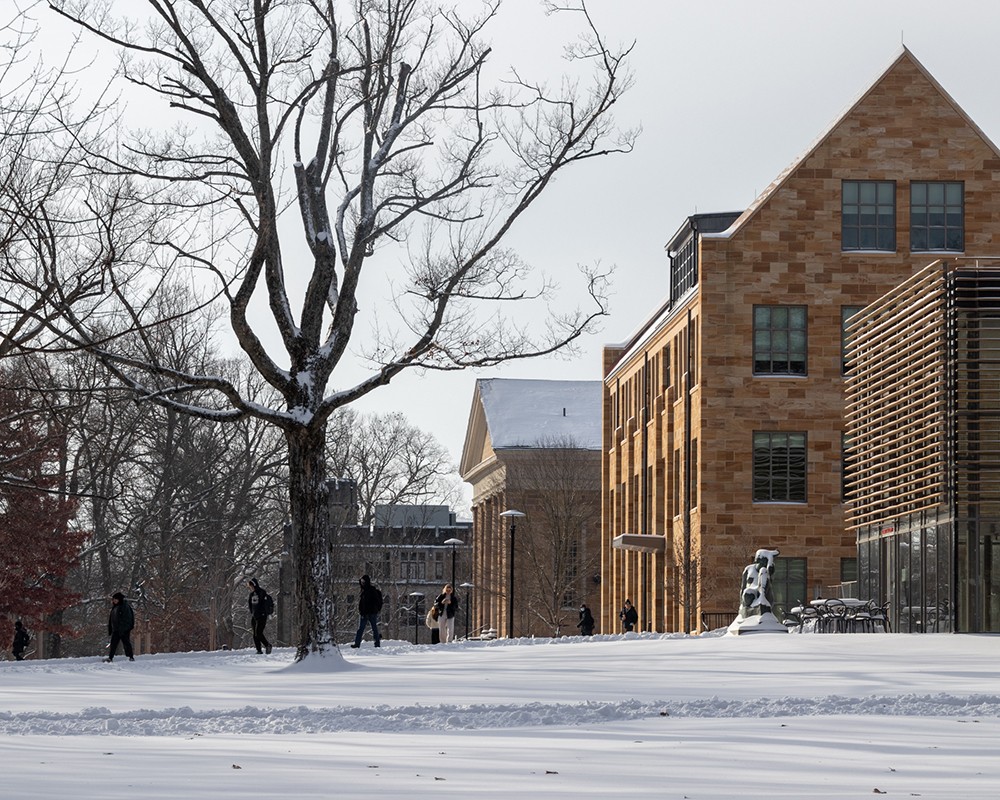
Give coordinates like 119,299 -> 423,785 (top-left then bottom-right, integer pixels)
351,574 -> 383,648
11,620 -> 30,660
106,592 -> 135,662
577,604 -> 595,636
619,599 -> 638,633
247,578 -> 273,654
434,584 -> 459,643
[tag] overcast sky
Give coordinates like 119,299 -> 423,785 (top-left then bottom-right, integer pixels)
362,0 -> 1000,489
33,1 -> 1000,507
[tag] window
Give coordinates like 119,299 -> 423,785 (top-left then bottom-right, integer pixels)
672,450 -> 680,516
842,180 -> 895,251
691,438 -> 698,510
670,236 -> 697,304
771,557 -> 807,620
753,432 -> 807,502
841,305 -> 863,375
910,181 -> 963,251
401,551 -> 426,581
753,306 -> 807,375
691,317 -> 699,385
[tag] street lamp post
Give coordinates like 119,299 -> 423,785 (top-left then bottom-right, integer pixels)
459,581 -> 474,639
500,509 -> 526,638
408,592 -> 424,645
443,537 -> 464,589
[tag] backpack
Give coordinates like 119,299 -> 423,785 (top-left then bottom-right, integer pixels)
264,593 -> 275,615
373,588 -> 383,614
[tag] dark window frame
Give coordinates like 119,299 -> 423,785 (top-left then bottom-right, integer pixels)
842,180 -> 896,251
670,236 -> 698,304
753,305 -> 808,376
910,181 -> 964,252
753,431 -> 808,503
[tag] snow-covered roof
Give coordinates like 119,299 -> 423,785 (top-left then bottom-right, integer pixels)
478,378 -> 602,450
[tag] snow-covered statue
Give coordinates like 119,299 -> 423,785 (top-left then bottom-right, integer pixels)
726,548 -> 787,635
739,548 -> 779,617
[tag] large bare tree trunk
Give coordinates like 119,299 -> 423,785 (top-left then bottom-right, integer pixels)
287,423 -> 340,661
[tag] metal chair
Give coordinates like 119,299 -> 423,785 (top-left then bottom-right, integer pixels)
867,601 -> 891,633
788,601 -> 820,633
817,599 -> 849,633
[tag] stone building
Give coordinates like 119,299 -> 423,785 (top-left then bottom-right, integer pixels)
330,508 -> 472,643
460,378 -> 602,638
282,479 -> 473,644
602,48 -> 1000,633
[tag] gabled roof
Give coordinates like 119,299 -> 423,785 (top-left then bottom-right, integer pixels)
703,47 -> 1000,242
460,378 -> 602,478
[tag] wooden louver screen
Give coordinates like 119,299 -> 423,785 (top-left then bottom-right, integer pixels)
845,261 -> 1000,530
843,261 -> 948,529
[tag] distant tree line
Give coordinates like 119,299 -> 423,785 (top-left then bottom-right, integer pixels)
0,306 -> 458,657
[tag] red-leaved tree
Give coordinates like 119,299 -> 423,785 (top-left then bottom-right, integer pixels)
0,369 -> 86,650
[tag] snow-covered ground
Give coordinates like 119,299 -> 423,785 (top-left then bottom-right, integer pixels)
2,631 -> 998,798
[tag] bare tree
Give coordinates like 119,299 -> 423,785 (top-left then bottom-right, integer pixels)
0,2 -> 119,361
39,0 -> 634,661
327,408 -> 459,524
0,6 -> 62,356
61,308 -> 288,656
7,288 -> 289,657
502,437 -> 601,636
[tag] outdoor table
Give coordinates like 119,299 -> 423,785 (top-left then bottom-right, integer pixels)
810,597 -> 868,607
802,598 -> 866,632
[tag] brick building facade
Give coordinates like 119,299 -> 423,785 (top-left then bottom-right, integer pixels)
602,49 -> 1000,633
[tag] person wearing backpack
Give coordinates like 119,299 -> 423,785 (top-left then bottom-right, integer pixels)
619,598 -> 638,633
105,592 -> 136,662
351,574 -> 382,648
434,584 -> 459,643
11,620 -> 30,660
247,578 -> 273,655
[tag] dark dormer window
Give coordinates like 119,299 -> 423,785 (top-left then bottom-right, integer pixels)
670,236 -> 697,304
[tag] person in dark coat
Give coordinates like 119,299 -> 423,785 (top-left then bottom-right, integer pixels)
619,599 -> 638,633
12,620 -> 30,660
434,584 -> 460,643
351,574 -> 383,648
106,592 -> 135,662
247,578 -> 272,654
577,604 -> 595,636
